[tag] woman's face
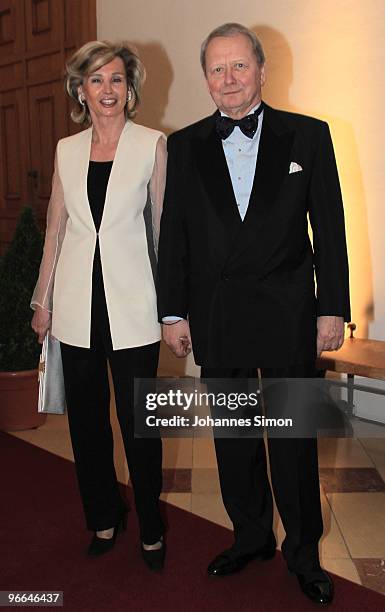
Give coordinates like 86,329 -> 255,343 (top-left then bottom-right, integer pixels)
79,56 -> 129,121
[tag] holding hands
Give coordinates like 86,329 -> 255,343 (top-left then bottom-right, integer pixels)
162,320 -> 192,358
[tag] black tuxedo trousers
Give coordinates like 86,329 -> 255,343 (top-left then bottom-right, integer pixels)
202,365 -> 323,575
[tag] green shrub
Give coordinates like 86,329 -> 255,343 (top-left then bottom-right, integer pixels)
0,207 -> 43,371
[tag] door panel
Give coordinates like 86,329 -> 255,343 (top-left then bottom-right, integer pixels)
0,88 -> 28,246
0,0 -> 24,59
26,50 -> 62,84
0,0 -> 96,253
24,0 -> 63,54
28,80 -> 67,221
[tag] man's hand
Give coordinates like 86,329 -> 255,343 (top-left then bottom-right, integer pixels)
162,320 -> 192,358
31,306 -> 51,343
316,316 -> 345,356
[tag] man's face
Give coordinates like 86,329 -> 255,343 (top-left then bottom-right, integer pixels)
204,33 -> 265,119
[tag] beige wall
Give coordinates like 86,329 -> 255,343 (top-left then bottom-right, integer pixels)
97,0 -> 385,376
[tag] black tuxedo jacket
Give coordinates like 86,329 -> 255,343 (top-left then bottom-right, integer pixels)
157,104 -> 350,367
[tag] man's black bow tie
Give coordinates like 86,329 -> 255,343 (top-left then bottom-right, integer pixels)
216,103 -> 264,140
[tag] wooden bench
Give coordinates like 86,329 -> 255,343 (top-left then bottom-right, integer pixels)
316,323 -> 385,416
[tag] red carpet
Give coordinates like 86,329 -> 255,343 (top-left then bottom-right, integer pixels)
0,431 -> 384,611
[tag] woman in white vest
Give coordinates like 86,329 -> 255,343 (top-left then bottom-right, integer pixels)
31,41 -> 166,570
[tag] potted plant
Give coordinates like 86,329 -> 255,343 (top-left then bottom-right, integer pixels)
0,206 -> 46,431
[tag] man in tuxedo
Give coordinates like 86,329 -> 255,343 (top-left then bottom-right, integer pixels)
157,23 -> 350,605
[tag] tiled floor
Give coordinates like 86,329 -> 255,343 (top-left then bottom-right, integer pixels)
10,410 -> 385,596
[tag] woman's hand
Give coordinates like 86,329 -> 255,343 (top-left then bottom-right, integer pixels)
31,306 -> 51,343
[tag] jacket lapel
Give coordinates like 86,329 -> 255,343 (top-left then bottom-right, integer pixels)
64,126 -> 95,231
229,105 -> 295,261
192,112 -> 242,234
243,104 -> 295,226
99,121 -> 132,232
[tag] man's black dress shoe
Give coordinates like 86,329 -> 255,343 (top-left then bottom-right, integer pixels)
207,534 -> 276,576
296,571 -> 334,606
141,537 -> 166,571
87,510 -> 128,557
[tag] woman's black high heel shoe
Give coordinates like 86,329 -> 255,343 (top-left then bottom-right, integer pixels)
87,510 -> 128,557
141,537 -> 166,571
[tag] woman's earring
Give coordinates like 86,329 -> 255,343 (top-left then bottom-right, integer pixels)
78,94 -> 85,107
127,90 -> 132,103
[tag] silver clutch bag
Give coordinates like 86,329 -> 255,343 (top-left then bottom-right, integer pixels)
38,332 -> 66,414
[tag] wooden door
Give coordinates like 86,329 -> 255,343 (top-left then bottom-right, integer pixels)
0,0 -> 96,252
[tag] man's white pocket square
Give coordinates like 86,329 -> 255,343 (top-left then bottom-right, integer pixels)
289,161 -> 303,174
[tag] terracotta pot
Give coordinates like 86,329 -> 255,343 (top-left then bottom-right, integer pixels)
0,369 -> 47,431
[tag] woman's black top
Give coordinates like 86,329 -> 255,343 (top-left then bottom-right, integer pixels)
87,161 -> 113,338
87,160 -> 113,232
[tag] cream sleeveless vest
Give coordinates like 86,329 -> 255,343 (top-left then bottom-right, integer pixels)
52,121 -> 161,349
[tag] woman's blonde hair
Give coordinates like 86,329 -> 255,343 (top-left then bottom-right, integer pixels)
65,40 -> 145,125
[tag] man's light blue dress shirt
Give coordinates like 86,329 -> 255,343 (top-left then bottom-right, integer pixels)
220,103 -> 263,220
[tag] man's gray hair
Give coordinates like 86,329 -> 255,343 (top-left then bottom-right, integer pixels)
200,23 -> 265,73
